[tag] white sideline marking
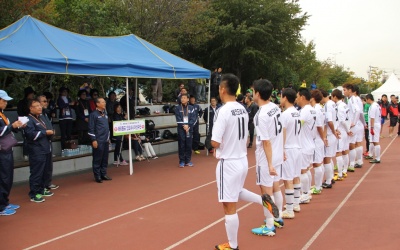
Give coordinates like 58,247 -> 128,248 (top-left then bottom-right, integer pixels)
302,136 -> 397,250
24,165 -> 256,249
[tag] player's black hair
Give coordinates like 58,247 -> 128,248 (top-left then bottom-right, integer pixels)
311,89 -> 323,103
253,79 -> 273,101
319,89 -> 329,98
298,88 -> 311,101
366,93 -> 374,101
331,89 -> 344,100
282,88 -> 296,104
220,73 -> 240,96
354,84 -> 360,95
343,83 -> 355,92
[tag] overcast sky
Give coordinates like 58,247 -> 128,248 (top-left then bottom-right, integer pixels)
299,0 -> 400,79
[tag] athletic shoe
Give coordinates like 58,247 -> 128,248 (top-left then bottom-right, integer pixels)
140,155 -> 145,161
48,184 -> 59,190
347,167 -> 355,172
113,161 -> 119,165
355,163 -> 363,168
6,204 -> 20,210
42,190 -> 54,197
342,172 -> 348,178
333,165 -> 338,171
251,225 -> 276,236
336,176 -> 344,181
274,219 -> 284,228
120,160 -> 128,165
363,151 -> 369,156
152,156 -> 159,159
322,182 -> 332,189
179,162 -> 185,168
0,208 -> 16,216
331,179 -> 336,184
185,162 -> 194,167
209,149 -> 214,153
369,159 -> 381,163
364,156 -> 373,159
30,194 -> 45,203
311,187 -> 322,194
194,150 -> 200,154
135,156 -> 143,161
300,197 -> 310,204
293,204 -> 301,212
282,210 -> 295,219
215,243 -> 239,250
262,194 -> 279,218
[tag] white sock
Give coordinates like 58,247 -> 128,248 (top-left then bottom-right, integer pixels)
273,191 -> 283,219
369,143 -> 374,157
349,149 -> 356,167
314,166 -> 323,189
342,154 -> 349,173
285,189 -> 294,212
336,156 -> 343,177
307,170 -> 312,189
356,146 -> 364,164
300,173 -> 310,195
294,183 -> 301,206
374,145 -> 381,161
225,214 -> 239,248
324,163 -> 333,184
238,188 -> 262,205
264,196 -> 275,228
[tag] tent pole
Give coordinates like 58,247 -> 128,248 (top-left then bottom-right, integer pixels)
126,78 -> 133,175
206,78 -> 211,156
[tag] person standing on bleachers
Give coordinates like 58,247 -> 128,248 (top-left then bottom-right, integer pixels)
120,87 -> 137,120
0,90 -> 24,215
57,87 -> 75,150
17,86 -> 35,161
175,94 -> 196,168
76,90 -> 92,145
151,78 -> 163,104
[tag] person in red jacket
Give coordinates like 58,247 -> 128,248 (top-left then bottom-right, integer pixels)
388,95 -> 399,137
377,94 -> 389,138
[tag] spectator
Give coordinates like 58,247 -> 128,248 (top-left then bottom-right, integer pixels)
88,97 -> 112,183
120,88 -> 137,120
175,94 -> 196,167
188,79 -> 197,100
287,83 -> 294,89
245,95 -> 258,148
25,99 -> 55,202
0,90 -> 24,215
236,94 -> 246,108
38,95 -> 59,190
246,89 -> 253,98
43,92 -> 56,121
151,78 -> 163,104
88,89 -> 99,112
17,86 -> 35,161
362,97 -> 370,156
112,104 -> 128,165
139,134 -> 158,159
132,134 -> 145,161
175,83 -> 185,100
388,94 -> 399,137
75,90 -> 91,145
189,96 -> 203,154
106,91 -> 118,118
378,94 -> 389,138
203,97 -> 221,153
177,87 -> 188,104
196,78 -> 206,102
210,68 -> 218,98
310,82 -> 317,90
300,80 -> 307,88
57,87 -> 74,150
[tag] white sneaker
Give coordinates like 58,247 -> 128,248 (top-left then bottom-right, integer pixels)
135,156 -> 142,161
113,161 -> 119,165
293,204 -> 301,212
300,194 -> 310,204
120,160 -> 128,166
282,210 -> 295,219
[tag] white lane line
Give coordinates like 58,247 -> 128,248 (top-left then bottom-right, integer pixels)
24,165 -> 256,250
302,136 -> 397,250
165,183 -> 285,249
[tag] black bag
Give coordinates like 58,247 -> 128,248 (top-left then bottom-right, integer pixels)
205,134 -> 212,150
198,142 -> 205,150
145,119 -> 155,131
0,133 -> 18,151
162,129 -> 173,139
146,130 -> 162,142
170,105 -> 176,114
162,104 -> 176,114
172,133 -> 178,141
137,107 -> 151,116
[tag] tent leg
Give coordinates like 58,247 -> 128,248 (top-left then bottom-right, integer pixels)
126,78 -> 133,175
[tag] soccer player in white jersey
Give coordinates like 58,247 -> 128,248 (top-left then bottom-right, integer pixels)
211,74 -> 278,250
280,88 -> 301,218
296,88 -> 317,204
250,79 -> 284,236
310,90 -> 327,194
343,83 -> 362,173
331,89 -> 352,181
353,85 -> 366,168
321,90 -> 339,189
365,94 -> 381,163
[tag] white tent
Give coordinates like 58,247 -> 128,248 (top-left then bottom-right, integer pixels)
372,73 -> 400,100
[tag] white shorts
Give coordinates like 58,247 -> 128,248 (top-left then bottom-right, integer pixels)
301,154 -> 313,170
282,148 -> 301,180
325,134 -> 338,158
348,126 -> 357,144
369,127 -> 381,143
337,131 -> 349,152
355,124 -> 364,142
313,139 -> 324,164
256,164 -> 282,187
216,157 -> 248,202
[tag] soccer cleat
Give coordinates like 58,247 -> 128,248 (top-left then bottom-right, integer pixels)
331,179 -> 336,184
120,160 -> 129,166
48,184 -> 59,190
347,167 -> 355,172
6,204 -> 20,210
334,165 -> 338,171
364,155 -> 373,160
0,208 -> 16,216
215,243 -> 239,250
179,162 -> 185,168
30,194 -> 45,203
194,150 -> 200,154
293,204 -> 301,212
342,172 -> 348,178
336,176 -> 344,181
369,159 -> 381,163
355,163 -> 363,168
363,151 -> 369,156
322,182 -> 332,189
152,156 -> 159,159
282,210 -> 295,219
251,225 -> 276,236
333,175 -> 339,181
311,187 -> 322,194
262,194 -> 279,218
274,218 -> 284,228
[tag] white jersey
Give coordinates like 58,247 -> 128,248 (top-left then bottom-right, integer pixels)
347,96 -> 361,125
313,103 -> 325,141
254,102 -> 284,167
281,106 -> 301,149
325,100 -> 337,135
354,95 -> 366,126
336,100 -> 350,132
212,101 -> 249,159
368,102 -> 382,128
299,104 -> 317,155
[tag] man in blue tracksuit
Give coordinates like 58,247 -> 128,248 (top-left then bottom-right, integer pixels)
175,94 -> 196,167
88,98 -> 112,183
189,96 -> 203,154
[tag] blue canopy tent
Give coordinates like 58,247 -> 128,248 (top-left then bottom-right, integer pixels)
0,16 -> 211,174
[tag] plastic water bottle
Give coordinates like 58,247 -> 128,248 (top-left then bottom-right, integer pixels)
61,150 -> 65,157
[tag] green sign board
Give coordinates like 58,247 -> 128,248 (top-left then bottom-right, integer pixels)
112,119 -> 146,136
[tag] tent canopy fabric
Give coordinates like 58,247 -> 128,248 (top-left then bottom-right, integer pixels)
0,15 -> 210,79
372,73 -> 400,100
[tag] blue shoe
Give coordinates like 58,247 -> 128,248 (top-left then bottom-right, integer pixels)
0,208 -> 16,216
274,218 -> 284,228
179,162 -> 185,168
251,225 -> 276,236
6,204 -> 20,210
186,162 -> 194,167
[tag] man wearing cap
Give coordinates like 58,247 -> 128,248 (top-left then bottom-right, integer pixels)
0,90 -> 24,215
